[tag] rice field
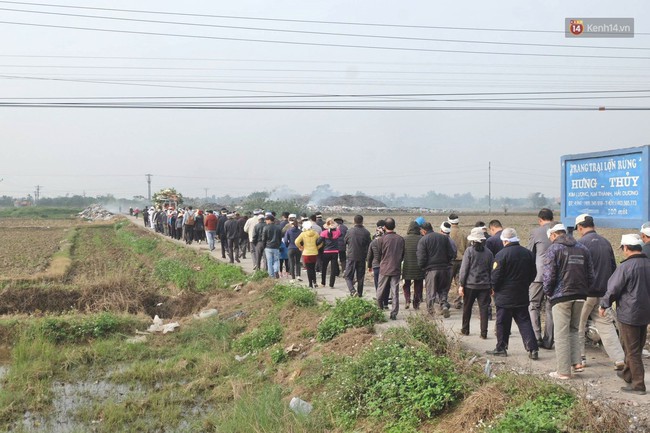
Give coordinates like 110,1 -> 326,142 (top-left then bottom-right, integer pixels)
0,224 -> 75,279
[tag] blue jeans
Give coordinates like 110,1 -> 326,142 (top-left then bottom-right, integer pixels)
206,230 -> 217,251
264,248 -> 280,277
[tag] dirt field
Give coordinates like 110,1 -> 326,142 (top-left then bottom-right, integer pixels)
0,224 -> 74,279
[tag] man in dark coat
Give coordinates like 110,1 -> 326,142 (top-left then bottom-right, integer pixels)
543,223 -> 593,379
487,227 -> 539,359
216,209 -> 228,259
224,213 -> 240,263
528,208 -> 555,349
574,214 -> 624,369
343,215 -> 371,297
402,221 -> 425,309
417,222 -> 455,318
600,234 -> 650,395
376,217 -> 405,320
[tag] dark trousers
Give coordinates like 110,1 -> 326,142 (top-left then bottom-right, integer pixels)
344,259 -> 366,296
250,241 -> 257,268
239,237 -> 248,258
529,281 -> 554,348
338,250 -> 347,273
403,279 -> 423,308
184,225 -> 194,244
451,260 -> 463,307
227,238 -> 240,263
495,305 -> 539,353
220,234 -> 227,258
255,243 -> 265,270
304,262 -> 317,287
175,226 -> 183,240
373,267 -> 389,307
288,248 -> 302,279
321,252 -> 339,287
619,322 -> 647,391
461,288 -> 491,337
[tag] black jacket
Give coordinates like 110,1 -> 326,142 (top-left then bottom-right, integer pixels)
224,219 -> 240,240
416,231 -> 455,272
491,242 -> 536,308
216,214 -> 227,237
402,222 -> 425,280
486,230 -> 504,256
601,254 -> 650,326
262,223 -> 283,249
579,231 -> 616,297
345,224 -> 371,261
542,234 -> 593,306
252,222 -> 266,244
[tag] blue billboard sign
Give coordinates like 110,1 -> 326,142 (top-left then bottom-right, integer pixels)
561,146 -> 650,229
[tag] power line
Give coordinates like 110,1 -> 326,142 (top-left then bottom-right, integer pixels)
0,0 -> 643,37
3,54 -> 650,72
0,102 -> 646,110
1,5 -> 648,52
1,19 -> 649,61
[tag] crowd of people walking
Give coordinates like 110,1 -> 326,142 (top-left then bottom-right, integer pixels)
138,204 -> 650,394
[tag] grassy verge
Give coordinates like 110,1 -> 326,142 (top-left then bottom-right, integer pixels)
0,216 -> 632,433
0,207 -> 81,219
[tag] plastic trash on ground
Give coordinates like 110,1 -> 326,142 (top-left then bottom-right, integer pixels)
289,397 -> 313,415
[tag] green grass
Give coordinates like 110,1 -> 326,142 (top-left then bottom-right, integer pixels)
38,312 -> 141,344
206,385 -> 326,433
322,336 -> 462,430
154,255 -> 245,291
267,284 -> 317,307
233,319 -> 283,353
0,206 -> 81,219
115,226 -> 159,255
487,392 -> 575,433
317,297 -> 385,342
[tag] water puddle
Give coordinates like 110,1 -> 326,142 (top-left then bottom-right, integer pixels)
20,378 -> 138,432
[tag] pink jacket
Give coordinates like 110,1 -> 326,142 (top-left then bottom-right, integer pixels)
320,228 -> 341,254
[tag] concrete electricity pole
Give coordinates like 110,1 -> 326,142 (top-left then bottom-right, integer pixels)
145,174 -> 152,202
34,185 -> 42,205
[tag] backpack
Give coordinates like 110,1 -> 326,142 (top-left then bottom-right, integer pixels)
186,213 -> 195,226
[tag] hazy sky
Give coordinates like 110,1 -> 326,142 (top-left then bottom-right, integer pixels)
0,0 -> 648,201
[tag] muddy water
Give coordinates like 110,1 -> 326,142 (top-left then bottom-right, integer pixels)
20,379 -> 137,433
0,345 -> 11,382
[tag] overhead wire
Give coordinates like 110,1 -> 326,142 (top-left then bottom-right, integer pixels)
0,0 -> 646,36
1,19 -> 649,60
0,5 -> 648,52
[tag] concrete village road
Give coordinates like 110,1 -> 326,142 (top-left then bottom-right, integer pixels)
128,215 -> 650,429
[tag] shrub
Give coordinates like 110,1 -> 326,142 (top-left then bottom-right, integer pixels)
154,258 -> 194,289
234,320 -> 283,353
212,385 -> 325,433
487,392 -> 575,433
407,315 -> 450,356
270,346 -> 288,364
268,284 -> 317,307
195,256 -> 245,290
248,270 -> 269,282
155,256 -> 245,291
115,228 -> 158,254
317,297 -> 385,342
324,338 -> 462,429
38,313 -> 138,344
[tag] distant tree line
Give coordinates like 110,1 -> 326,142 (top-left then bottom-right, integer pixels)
0,187 -> 554,212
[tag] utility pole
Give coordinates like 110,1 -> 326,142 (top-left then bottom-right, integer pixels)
34,185 -> 42,205
488,161 -> 491,214
145,174 -> 152,202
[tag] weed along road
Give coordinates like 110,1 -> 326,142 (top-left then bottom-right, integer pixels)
127,215 -> 650,426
